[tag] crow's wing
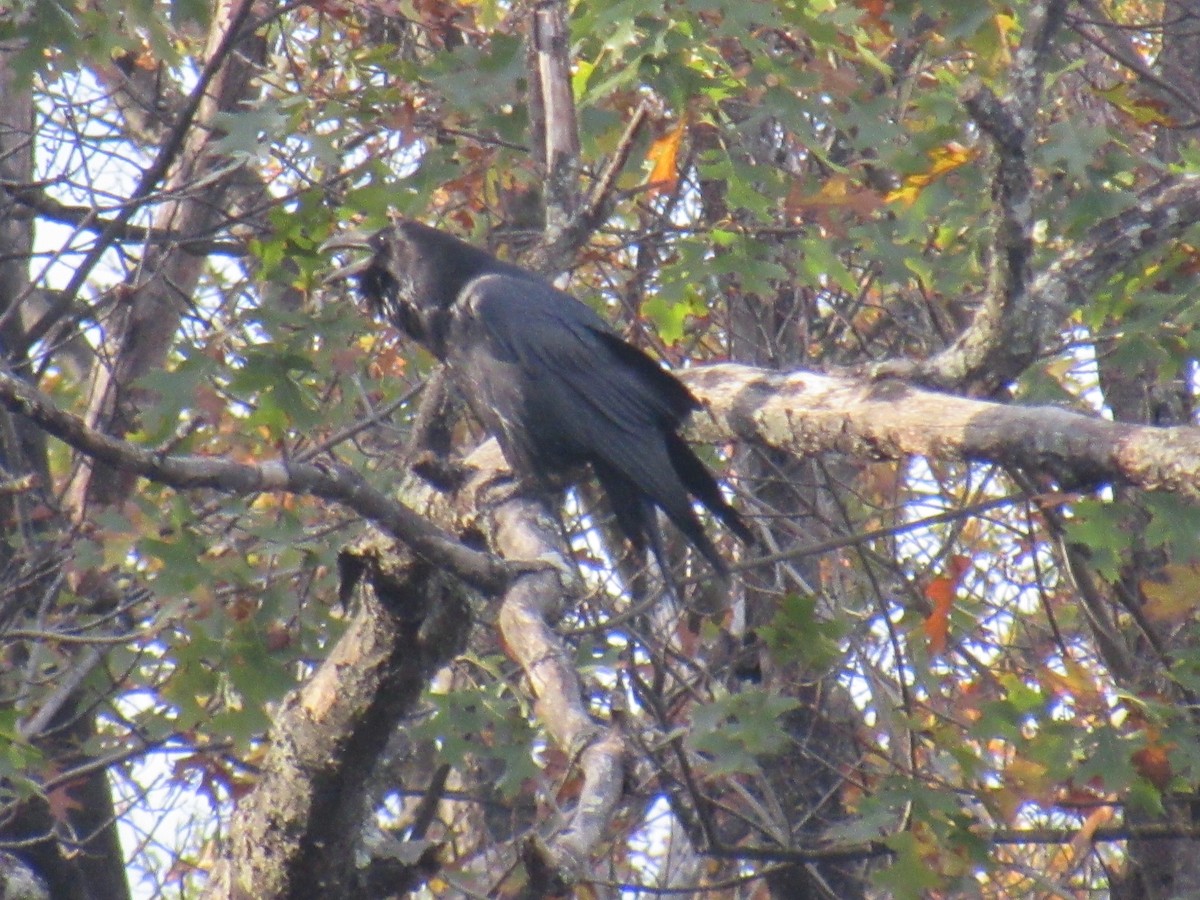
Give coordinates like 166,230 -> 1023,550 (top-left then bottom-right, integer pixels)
449,273 -> 730,571
451,273 -> 696,461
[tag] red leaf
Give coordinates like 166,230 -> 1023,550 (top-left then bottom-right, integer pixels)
46,782 -> 85,824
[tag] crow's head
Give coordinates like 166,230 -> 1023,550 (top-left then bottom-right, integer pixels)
325,221 -> 500,359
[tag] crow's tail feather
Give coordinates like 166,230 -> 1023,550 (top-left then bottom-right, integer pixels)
666,434 -> 753,545
594,462 -> 728,594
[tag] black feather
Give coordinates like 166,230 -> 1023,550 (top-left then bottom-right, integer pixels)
353,220 -> 749,581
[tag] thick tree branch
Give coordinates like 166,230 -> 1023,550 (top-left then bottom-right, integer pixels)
7,359 -> 1200,572
207,544 -> 474,898
209,441 -> 627,897
7,354 -> 1200,549
0,369 -> 509,592
1036,174 -> 1200,325
683,364 -> 1200,500
525,0 -> 642,277
480,449 -> 627,887
531,0 -> 581,235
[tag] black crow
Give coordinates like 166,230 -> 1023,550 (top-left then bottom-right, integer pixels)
328,221 -> 751,580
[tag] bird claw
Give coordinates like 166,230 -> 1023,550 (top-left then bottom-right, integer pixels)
507,552 -> 585,597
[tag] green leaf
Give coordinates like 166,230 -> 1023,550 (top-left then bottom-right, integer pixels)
409,687 -> 538,798
1125,777 -> 1166,816
759,592 -> 846,670
1143,494 -> 1200,564
687,688 -> 800,776
1063,500 -> 1134,581
873,831 -> 945,899
211,106 -> 288,159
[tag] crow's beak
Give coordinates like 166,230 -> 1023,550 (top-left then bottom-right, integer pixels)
321,229 -> 374,284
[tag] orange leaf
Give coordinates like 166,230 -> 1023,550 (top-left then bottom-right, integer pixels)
922,579 -> 953,654
1131,743 -> 1174,790
856,0 -> 890,27
922,555 -> 971,654
645,118 -> 687,197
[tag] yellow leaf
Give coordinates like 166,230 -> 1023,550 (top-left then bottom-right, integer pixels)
993,14 -> 1016,65
1141,563 -> 1200,624
926,141 -> 977,177
1004,756 -> 1050,798
886,142 -> 977,205
885,183 -> 921,205
1097,82 -> 1178,126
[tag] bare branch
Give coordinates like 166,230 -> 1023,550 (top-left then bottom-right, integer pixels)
705,819 -> 1200,866
579,100 -> 650,229
0,369 -> 509,592
684,364 -> 1200,501
875,170 -> 1200,390
1070,0 -> 1200,126
531,0 -> 581,233
13,0 -> 263,353
2,185 -> 247,256
484,456 -> 627,885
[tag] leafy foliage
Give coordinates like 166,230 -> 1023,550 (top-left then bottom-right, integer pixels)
3,0 -> 1200,897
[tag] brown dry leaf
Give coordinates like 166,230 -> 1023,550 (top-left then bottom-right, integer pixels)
1131,742 -> 1175,789
46,781 -> 85,824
